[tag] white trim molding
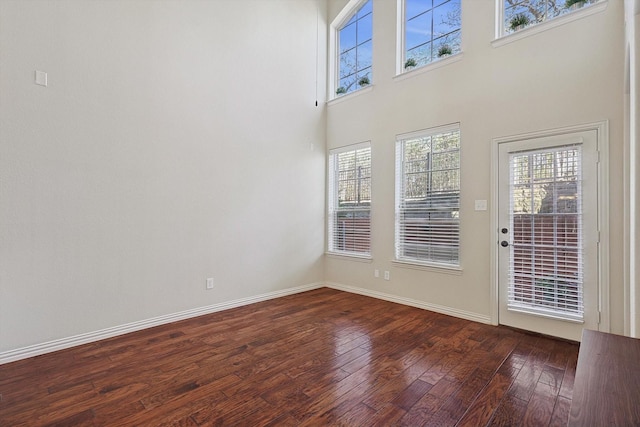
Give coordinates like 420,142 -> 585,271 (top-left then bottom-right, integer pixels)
326,282 -> 492,325
0,282 -> 325,365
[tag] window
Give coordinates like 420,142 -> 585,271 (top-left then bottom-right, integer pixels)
328,143 -> 372,256
336,0 -> 373,97
395,125 -> 460,266
403,0 -> 461,71
502,0 -> 601,35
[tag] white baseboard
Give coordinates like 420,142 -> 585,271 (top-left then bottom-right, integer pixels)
326,282 -> 492,325
0,282 -> 324,365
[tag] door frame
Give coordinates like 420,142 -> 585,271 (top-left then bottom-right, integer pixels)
490,121 -> 610,336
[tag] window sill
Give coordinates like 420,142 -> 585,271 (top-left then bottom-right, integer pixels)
326,252 -> 373,263
492,1 -> 607,48
394,52 -> 463,82
328,85 -> 374,106
507,306 -> 584,324
392,259 -> 462,275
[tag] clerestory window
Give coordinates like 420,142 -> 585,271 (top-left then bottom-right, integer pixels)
502,0 -> 602,35
335,0 -> 373,97
402,0 -> 461,72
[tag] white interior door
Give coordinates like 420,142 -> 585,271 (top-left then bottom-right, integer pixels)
497,130 -> 600,341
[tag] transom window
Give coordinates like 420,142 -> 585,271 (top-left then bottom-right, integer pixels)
403,0 -> 461,71
502,0 -> 601,35
336,0 -> 373,97
395,125 -> 460,266
328,143 -> 372,256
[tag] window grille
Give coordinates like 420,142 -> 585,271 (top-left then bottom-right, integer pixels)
328,143 -> 371,256
395,125 -> 460,266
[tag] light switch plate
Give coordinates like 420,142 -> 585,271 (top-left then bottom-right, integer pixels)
474,200 -> 487,211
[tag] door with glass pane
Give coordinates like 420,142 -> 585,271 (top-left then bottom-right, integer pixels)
497,130 -> 599,341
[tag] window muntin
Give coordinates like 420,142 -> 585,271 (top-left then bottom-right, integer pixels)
328,144 -> 372,256
395,126 -> 460,266
502,0 -> 600,35
404,0 -> 461,70
337,0 -> 373,96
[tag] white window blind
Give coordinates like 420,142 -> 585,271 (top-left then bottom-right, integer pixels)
328,143 -> 371,256
395,125 -> 460,266
508,145 -> 584,321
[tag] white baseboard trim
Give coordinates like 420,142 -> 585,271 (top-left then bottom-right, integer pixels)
326,282 -> 492,325
0,282 -> 324,365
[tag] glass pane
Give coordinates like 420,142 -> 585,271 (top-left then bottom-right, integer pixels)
339,74 -> 357,94
433,0 -> 460,37
431,131 -> 459,152
356,67 -> 371,87
339,22 -> 356,53
526,0 -> 550,23
431,170 -> 459,191
357,13 -> 372,44
345,13 -> 356,27
407,43 -> 431,66
405,139 -> 430,161
512,186 -> 533,214
431,151 -> 459,171
504,3 -> 535,31
356,40 -> 372,70
357,0 -> 373,19
406,173 -> 428,198
339,49 -> 356,79
406,0 -> 431,20
406,11 -> 432,50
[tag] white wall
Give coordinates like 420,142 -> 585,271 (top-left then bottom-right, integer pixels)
0,0 -> 327,355
326,0 -> 627,333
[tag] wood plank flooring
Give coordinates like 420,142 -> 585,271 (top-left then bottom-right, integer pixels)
0,288 -> 578,426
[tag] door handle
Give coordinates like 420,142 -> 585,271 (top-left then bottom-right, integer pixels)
501,241 -> 509,247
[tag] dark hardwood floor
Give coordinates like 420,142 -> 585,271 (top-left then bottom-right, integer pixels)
0,288 -> 578,426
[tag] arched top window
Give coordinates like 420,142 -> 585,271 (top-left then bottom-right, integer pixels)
332,0 -> 373,98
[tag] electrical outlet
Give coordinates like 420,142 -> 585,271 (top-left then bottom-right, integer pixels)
206,278 -> 214,290
384,271 -> 390,281
374,269 -> 379,278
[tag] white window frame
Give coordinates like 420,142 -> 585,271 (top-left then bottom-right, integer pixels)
328,142 -> 372,258
397,0 -> 462,75
329,0 -> 373,100
493,0 -> 608,47
395,123 -> 461,270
